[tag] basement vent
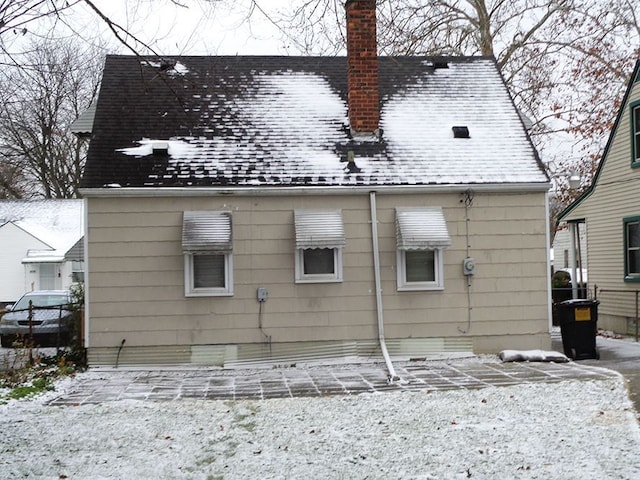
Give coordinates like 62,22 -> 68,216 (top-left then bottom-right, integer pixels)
452,126 -> 470,139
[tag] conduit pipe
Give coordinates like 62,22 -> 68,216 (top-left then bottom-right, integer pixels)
369,191 -> 399,382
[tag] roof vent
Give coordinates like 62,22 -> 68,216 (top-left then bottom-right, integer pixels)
152,142 -> 169,155
346,150 -> 362,173
452,126 -> 470,139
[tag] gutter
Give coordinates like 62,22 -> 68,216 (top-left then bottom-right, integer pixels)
369,191 -> 399,382
79,182 -> 551,198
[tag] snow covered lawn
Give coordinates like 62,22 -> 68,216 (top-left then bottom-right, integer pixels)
1,375 -> 639,479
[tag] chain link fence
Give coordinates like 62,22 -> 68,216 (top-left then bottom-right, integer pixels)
1,301 -> 84,365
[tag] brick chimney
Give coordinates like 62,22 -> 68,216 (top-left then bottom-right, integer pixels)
345,0 -> 379,136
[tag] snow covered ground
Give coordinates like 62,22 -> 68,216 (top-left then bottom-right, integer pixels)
1,372 -> 639,479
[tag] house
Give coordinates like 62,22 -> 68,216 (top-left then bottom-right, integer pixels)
551,223 -> 588,302
0,199 -> 84,305
79,0 -> 551,368
556,58 -> 640,335
551,225 -> 587,275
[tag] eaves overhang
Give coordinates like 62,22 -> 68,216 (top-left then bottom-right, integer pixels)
79,182 -> 551,198
556,187 -> 592,225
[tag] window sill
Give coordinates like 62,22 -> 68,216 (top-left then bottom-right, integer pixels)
185,291 -> 234,297
295,278 -> 343,284
397,284 -> 444,292
624,276 -> 640,283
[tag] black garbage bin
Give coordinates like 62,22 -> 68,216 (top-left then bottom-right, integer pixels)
556,299 -> 599,360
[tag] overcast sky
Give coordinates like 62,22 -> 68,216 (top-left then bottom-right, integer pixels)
67,0 -> 297,56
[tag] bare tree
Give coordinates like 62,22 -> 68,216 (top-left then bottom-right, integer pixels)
0,163 -> 29,199
0,1 -> 224,65
0,38 -> 102,198
0,1 -> 78,37
272,0 -> 640,209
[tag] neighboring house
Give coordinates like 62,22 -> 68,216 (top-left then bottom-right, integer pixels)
557,58 -> 640,335
79,1 -> 550,367
551,223 -> 587,280
70,102 -> 96,139
0,200 -> 84,305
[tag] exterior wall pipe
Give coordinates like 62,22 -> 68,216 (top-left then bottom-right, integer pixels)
569,222 -> 578,299
83,198 -> 90,348
369,191 -> 399,382
545,194 -> 553,331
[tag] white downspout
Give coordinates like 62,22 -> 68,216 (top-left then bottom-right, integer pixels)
83,198 -> 90,349
369,191 -> 399,382
569,222 -> 578,299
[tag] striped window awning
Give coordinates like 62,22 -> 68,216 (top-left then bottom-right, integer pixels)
294,210 -> 346,249
396,207 -> 451,250
182,211 -> 232,253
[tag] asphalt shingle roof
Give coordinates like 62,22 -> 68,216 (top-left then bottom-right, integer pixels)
81,55 -> 548,189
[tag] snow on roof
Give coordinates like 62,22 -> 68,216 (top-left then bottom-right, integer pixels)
81,56 -> 549,189
0,200 -> 84,260
382,62 -> 543,184
140,59 -> 189,76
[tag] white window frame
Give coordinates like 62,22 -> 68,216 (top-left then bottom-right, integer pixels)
294,210 -> 345,284
396,248 -> 444,291
632,102 -> 640,167
295,247 -> 343,283
184,253 -> 233,297
395,207 -> 450,292
182,211 -> 233,297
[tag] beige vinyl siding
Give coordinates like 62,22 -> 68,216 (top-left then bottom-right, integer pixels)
86,189 -> 549,358
562,80 -> 640,331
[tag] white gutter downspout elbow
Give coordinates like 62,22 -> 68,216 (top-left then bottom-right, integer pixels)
370,192 -> 399,382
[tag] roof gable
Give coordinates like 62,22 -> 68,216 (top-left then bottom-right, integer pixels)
0,221 -> 51,249
81,55 -> 548,190
558,58 -> 640,222
0,200 -> 84,257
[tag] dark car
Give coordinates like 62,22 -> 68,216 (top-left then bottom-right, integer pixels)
0,290 -> 74,348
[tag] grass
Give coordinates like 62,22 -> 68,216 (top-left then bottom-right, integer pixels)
1,348 -> 85,401
7,377 -> 53,399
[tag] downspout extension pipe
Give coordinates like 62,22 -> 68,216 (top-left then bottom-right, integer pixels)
369,191 -> 400,382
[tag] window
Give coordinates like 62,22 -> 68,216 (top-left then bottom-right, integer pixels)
396,207 -> 451,291
72,261 -> 85,283
631,101 -> 640,167
624,216 -> 640,282
182,211 -> 233,296
294,210 -> 345,283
